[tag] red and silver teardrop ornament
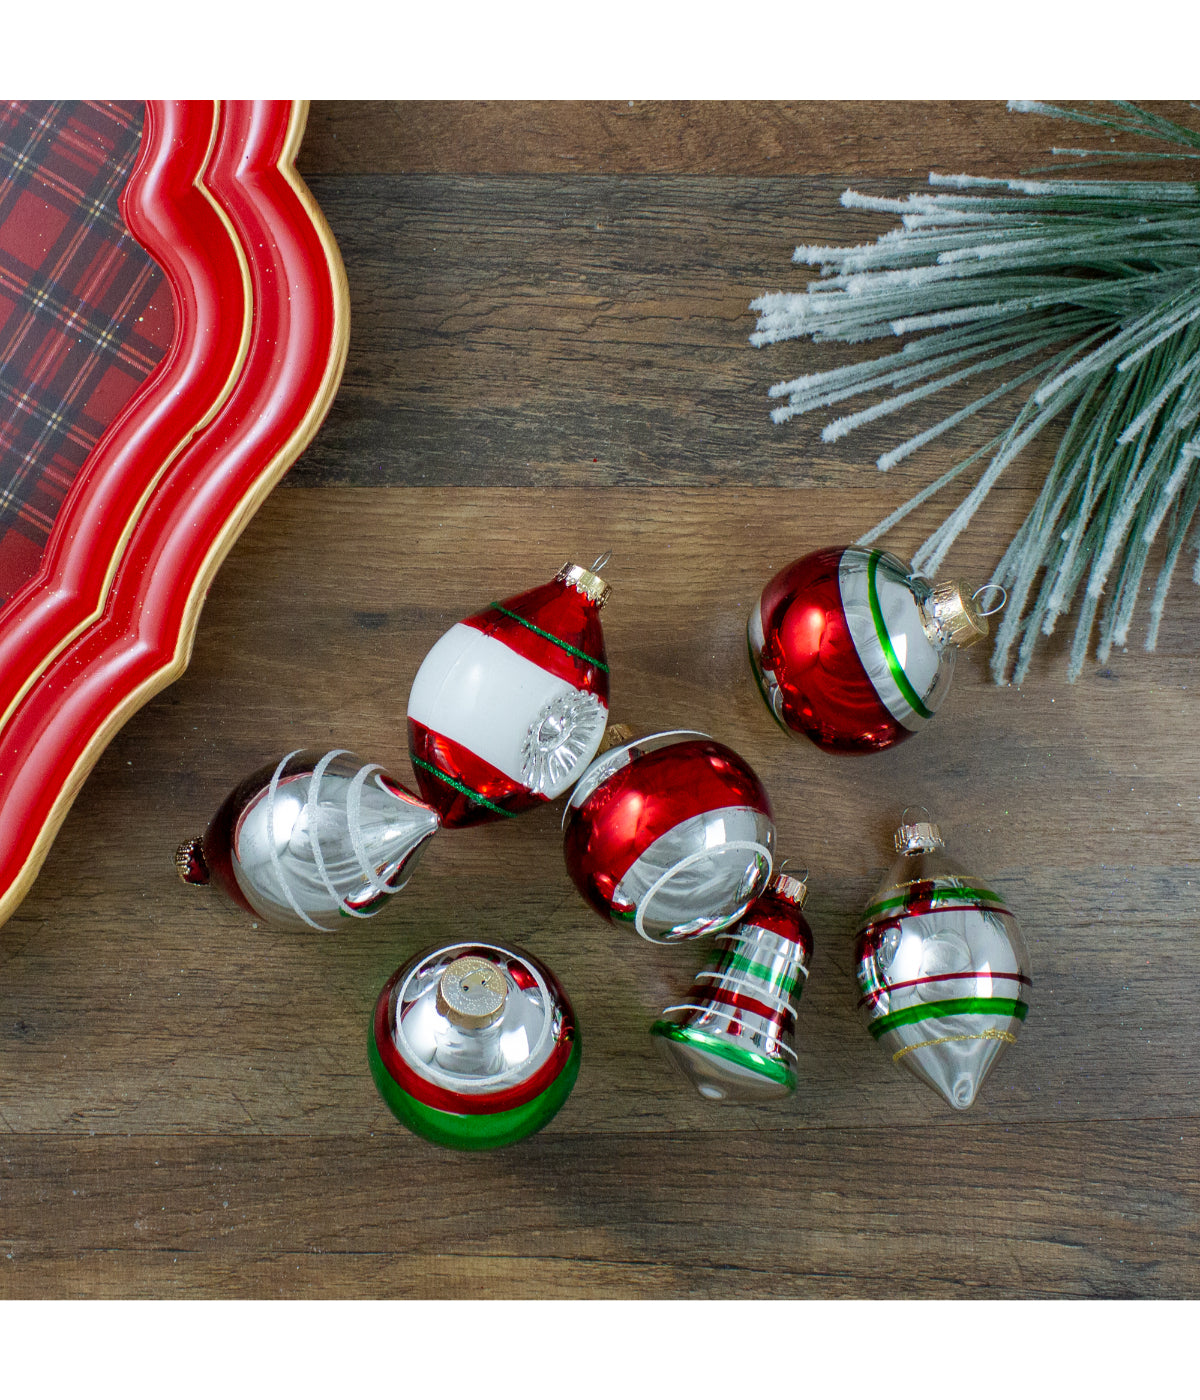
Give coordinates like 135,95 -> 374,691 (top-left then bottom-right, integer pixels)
855,816 -> 1031,1110
562,729 -> 776,943
748,546 -> 993,754
407,562 -> 611,827
176,748 -> 440,931
652,869 -> 813,1101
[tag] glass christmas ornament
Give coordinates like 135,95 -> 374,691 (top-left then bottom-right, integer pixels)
562,728 -> 776,943
748,545 -> 999,754
855,815 -> 1031,1110
176,748 -> 440,931
369,940 -> 580,1150
407,560 -> 611,828
652,869 -> 813,1101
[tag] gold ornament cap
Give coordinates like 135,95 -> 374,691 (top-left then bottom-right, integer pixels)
596,721 -> 637,755
557,561 -> 611,608
923,580 -> 989,649
768,870 -> 809,908
436,956 -> 509,1029
175,836 -> 210,886
894,820 -> 945,855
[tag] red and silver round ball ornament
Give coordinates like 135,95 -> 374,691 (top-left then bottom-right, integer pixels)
855,815 -> 1031,1110
175,748 -> 441,930
407,561 -> 612,827
748,546 -> 994,754
562,728 -> 776,943
369,941 -> 580,1150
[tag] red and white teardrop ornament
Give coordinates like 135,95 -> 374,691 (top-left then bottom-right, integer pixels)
407,559 -> 612,827
748,546 -> 1003,754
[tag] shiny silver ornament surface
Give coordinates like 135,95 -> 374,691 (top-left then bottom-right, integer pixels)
855,817 -> 1031,1110
179,748 -> 440,931
653,870 -> 813,1101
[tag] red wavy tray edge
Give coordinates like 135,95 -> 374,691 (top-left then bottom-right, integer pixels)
0,99 -> 350,927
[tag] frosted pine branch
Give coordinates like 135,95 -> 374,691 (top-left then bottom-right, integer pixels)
751,101 -> 1200,682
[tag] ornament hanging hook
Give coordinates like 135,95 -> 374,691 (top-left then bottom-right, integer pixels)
591,550 -> 612,573
972,583 -> 1007,617
899,804 -> 931,826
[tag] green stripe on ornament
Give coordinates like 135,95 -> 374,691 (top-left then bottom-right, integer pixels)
490,604 -> 609,673
650,1020 -> 796,1089
714,950 -> 803,997
860,884 -> 1009,921
408,754 -> 516,817
866,550 -> 933,721
868,996 -> 1028,1040
369,1028 -> 581,1151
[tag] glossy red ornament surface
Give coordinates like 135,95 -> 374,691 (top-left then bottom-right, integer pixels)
0,101 -> 348,928
464,578 -> 609,693
563,737 -> 773,921
753,547 -> 906,753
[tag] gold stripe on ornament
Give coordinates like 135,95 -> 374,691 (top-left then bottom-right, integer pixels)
891,1027 -> 1017,1063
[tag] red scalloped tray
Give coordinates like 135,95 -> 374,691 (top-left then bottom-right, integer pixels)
0,100 -> 349,927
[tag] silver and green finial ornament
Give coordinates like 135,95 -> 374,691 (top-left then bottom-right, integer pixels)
854,813 -> 1031,1110
652,869 -> 813,1101
369,941 -> 580,1150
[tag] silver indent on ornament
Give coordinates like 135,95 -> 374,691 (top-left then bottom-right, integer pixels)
392,942 -> 560,1092
855,818 -> 1031,1111
620,809 -> 774,942
233,749 -> 440,931
519,689 -> 608,796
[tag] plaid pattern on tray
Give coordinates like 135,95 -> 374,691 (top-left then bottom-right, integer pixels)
0,100 -> 173,603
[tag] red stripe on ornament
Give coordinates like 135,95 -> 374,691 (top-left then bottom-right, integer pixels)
407,717 -> 545,828
856,968 -> 1032,1009
703,984 -> 795,1027
460,576 -> 609,698
372,964 -> 577,1116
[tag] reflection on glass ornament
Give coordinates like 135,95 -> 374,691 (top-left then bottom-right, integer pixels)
562,728 -> 775,943
407,560 -> 611,828
855,814 -> 1031,1110
369,941 -> 580,1150
176,749 -> 440,931
748,546 -> 1000,754
652,869 -> 813,1101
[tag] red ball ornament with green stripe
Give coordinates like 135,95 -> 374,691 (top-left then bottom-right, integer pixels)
407,561 -> 611,827
748,546 -> 995,754
652,869 -> 813,1101
855,815 -> 1031,1110
370,941 -> 580,1150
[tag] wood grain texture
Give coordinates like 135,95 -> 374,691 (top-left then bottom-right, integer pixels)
3,101 -> 1199,1299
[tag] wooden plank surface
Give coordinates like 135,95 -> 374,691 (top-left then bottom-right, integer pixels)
2,102 -> 1198,1299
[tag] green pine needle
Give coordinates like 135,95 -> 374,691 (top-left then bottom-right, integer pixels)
752,101 -> 1200,683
